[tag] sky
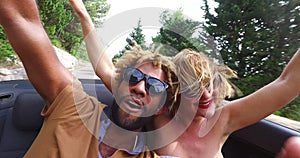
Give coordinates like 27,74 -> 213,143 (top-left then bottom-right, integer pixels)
106,0 -> 206,22
102,0 -> 218,58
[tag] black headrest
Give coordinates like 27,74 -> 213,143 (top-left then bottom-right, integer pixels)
11,83 -> 113,130
12,93 -> 44,131
82,83 -> 114,117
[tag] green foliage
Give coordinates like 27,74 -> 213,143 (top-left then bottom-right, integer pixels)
111,9 -> 209,61
113,9 -> 207,60
204,0 -> 300,78
84,0 -> 110,27
274,97 -> 300,121
0,27 -> 16,63
204,0 -> 300,121
38,0 -> 110,57
232,74 -> 275,97
113,19 -> 147,61
112,53 -> 123,63
38,0 -> 73,47
0,0 -> 110,64
152,9 -> 206,57
129,19 -> 147,49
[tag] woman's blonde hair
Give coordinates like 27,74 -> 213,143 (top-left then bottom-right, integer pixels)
113,43 -> 180,113
173,49 -> 239,109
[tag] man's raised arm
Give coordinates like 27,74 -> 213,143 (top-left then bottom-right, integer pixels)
0,0 -> 73,104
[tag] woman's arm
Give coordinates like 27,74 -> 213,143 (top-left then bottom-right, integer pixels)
226,49 -> 300,133
69,0 -> 114,91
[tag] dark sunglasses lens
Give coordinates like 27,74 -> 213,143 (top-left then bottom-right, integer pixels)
123,67 -> 143,83
123,67 -> 168,96
147,78 -> 167,95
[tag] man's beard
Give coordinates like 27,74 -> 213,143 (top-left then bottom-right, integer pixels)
111,99 -> 153,131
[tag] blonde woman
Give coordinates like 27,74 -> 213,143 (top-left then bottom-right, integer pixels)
151,49 -> 300,158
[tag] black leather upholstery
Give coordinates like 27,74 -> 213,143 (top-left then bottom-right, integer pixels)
0,80 -> 113,158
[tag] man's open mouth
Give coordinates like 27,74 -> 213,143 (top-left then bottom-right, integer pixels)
123,99 -> 143,113
128,100 -> 142,109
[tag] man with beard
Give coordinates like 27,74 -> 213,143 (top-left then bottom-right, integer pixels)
68,1 -> 180,157
97,46 -> 178,157
0,0 -> 178,158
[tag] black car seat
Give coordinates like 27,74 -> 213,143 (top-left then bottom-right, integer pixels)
0,80 -> 113,158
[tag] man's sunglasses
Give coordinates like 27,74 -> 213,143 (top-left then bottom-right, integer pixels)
122,66 -> 169,96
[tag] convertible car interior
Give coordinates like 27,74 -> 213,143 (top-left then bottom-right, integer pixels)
0,79 -> 299,158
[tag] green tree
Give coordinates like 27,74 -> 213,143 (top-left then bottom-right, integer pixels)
38,0 -> 74,48
113,18 -> 147,62
152,9 -> 205,56
0,28 -> 16,64
0,0 -> 110,63
204,0 -> 299,78
128,18 -> 147,49
203,0 -> 300,121
38,0 -> 110,56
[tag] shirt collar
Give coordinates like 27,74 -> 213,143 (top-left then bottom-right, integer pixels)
98,119 -> 145,157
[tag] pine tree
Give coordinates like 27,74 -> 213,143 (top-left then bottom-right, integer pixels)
112,18 -> 147,61
152,9 -> 204,56
204,0 -> 300,78
203,0 -> 300,121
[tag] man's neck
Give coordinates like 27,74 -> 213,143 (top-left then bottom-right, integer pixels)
99,123 -> 141,157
